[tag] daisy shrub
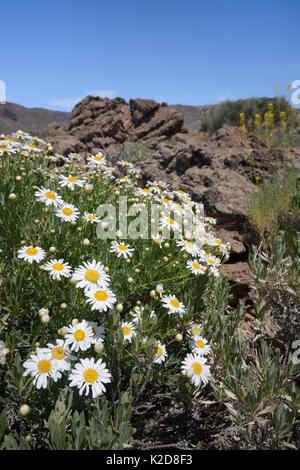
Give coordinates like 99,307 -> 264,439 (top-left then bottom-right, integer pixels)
0,130 -> 235,449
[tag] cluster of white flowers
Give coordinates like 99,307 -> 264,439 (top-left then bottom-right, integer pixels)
23,320 -> 110,398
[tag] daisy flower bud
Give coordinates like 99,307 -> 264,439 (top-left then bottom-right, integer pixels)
164,242 -> 170,248
116,304 -> 123,312
175,333 -> 183,342
94,341 -> 104,353
82,238 -> 90,246
16,176 -> 22,181
150,290 -> 156,298
41,314 -> 50,324
127,277 -> 134,284
20,240 -> 26,245
49,246 -> 56,253
8,193 -> 17,201
38,308 -> 49,317
60,303 -> 67,309
101,222 -> 109,233
19,404 -> 30,416
58,327 -> 68,336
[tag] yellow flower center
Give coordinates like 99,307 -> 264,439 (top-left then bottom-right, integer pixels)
93,156 -> 102,161
208,259 -> 215,265
68,176 -> 77,182
94,290 -> 108,301
62,208 -> 73,216
156,346 -> 163,355
123,327 -> 131,336
167,218 -> 174,225
186,241 -> 193,248
177,190 -> 184,194
29,144 -> 36,149
196,339 -> 204,349
142,188 -> 149,193
38,359 -> 52,373
52,263 -> 64,271
26,247 -> 38,256
85,269 -> 100,283
52,346 -> 66,360
170,299 -> 179,308
83,368 -> 99,383
193,262 -> 200,269
87,215 -> 96,220
45,191 -> 56,200
118,244 -> 127,251
193,327 -> 199,334
192,362 -> 203,375
162,198 -> 169,203
74,329 -> 85,341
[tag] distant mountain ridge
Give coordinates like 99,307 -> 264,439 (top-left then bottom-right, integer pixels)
170,104 -> 211,133
0,102 -> 70,136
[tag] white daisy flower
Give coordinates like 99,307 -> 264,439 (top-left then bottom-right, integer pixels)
121,322 -> 136,343
17,246 -> 46,264
82,212 -> 100,223
69,357 -> 111,398
181,353 -> 211,387
44,259 -> 72,279
161,295 -> 185,316
85,286 -> 117,312
87,154 -> 107,166
23,348 -> 61,389
59,175 -> 84,190
160,215 -> 181,232
55,203 -> 80,223
209,266 -> 220,278
119,176 -> 132,184
176,239 -> 201,257
200,253 -> 221,267
64,319 -> 94,352
190,324 -> 202,336
72,260 -> 110,291
136,187 -> 152,197
44,339 -> 75,372
152,234 -> 164,248
153,342 -> 167,364
110,241 -> 134,259
189,336 -> 211,355
186,259 -> 207,275
34,187 -> 63,207
118,160 -> 132,167
87,321 -> 105,343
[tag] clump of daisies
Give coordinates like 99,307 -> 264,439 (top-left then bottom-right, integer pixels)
0,131 -> 228,409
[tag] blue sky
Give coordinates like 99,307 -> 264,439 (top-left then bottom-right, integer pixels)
1,0 -> 300,110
